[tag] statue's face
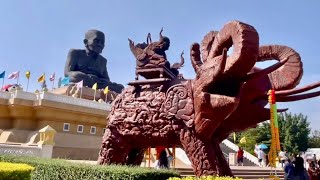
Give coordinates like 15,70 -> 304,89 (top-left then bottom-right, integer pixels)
85,32 -> 105,54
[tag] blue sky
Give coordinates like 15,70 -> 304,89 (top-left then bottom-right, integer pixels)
0,1 -> 319,130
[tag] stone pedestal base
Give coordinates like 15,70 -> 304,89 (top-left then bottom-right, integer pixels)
51,86 -> 117,102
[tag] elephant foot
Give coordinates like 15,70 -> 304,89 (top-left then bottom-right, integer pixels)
212,139 -> 233,177
126,148 -> 146,166
97,128 -> 129,165
180,129 -> 218,177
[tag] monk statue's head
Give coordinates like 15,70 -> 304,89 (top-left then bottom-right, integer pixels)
84,29 -> 105,54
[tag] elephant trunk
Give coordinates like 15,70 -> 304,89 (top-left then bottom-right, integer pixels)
259,45 -> 303,90
209,21 -> 259,79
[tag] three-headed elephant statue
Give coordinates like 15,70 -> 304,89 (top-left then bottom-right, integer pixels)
98,20 -> 320,177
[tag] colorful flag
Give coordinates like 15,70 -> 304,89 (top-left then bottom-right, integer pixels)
233,132 -> 236,142
61,77 -> 70,85
49,73 -> 55,81
8,71 -> 19,79
25,71 -> 30,79
103,86 -> 109,94
92,83 -> 97,90
0,71 -> 5,79
75,80 -> 83,88
38,74 -> 45,83
240,136 -> 246,144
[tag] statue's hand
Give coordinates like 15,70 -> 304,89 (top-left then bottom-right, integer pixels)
88,74 -> 98,78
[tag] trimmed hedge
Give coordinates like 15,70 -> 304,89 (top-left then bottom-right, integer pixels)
0,162 -> 34,180
169,176 -> 242,180
0,155 -> 179,180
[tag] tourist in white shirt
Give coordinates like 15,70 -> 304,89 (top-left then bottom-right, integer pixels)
279,150 -> 287,167
258,149 -> 266,167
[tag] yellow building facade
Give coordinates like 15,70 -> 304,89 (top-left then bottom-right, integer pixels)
0,90 -> 109,160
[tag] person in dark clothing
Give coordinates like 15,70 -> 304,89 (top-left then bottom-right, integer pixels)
284,159 -> 294,180
158,149 -> 169,169
287,156 -> 309,180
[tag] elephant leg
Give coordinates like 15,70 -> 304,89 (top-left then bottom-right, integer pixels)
180,129 -> 217,177
126,148 -> 146,166
212,140 -> 233,177
97,128 -> 129,165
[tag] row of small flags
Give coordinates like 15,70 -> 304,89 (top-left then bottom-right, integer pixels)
0,70 -> 68,91
0,70 -> 71,87
0,71 -> 56,83
75,80 -> 109,100
0,70 -> 109,98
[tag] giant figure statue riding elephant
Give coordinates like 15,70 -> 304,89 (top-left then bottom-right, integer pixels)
98,20 -> 320,176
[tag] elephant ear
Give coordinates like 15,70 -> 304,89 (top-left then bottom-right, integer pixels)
201,31 -> 218,63
209,21 -> 260,79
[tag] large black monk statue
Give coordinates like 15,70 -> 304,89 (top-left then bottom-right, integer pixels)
64,29 -> 124,93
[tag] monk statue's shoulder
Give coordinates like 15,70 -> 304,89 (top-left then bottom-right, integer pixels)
98,54 -> 107,64
68,49 -> 85,57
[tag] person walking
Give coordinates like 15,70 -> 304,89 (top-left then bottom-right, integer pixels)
284,159 -> 294,180
237,147 -> 244,166
287,156 -> 309,180
279,150 -> 287,167
257,149 -> 265,167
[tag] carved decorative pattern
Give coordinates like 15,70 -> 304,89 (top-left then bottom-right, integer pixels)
107,83 -> 193,136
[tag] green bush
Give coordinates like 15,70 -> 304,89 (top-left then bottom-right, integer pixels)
0,155 -> 179,180
0,162 -> 34,180
169,176 -> 242,180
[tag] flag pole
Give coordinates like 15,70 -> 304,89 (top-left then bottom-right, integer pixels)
80,87 -> 83,99
17,74 -> 19,85
93,89 -> 97,101
26,78 -> 29,92
1,78 -> 4,90
52,80 -> 54,90
104,92 -> 108,102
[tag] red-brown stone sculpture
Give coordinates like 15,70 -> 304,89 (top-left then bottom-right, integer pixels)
98,20 -> 320,176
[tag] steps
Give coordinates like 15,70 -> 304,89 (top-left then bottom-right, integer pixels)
175,167 -> 285,180
220,143 -> 256,166
221,139 -> 260,166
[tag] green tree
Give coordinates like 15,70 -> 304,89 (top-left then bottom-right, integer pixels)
236,112 -> 310,154
282,113 -> 310,153
239,128 -> 259,154
309,130 -> 320,148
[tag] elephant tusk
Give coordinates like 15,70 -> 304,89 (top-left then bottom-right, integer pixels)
219,48 -> 228,75
264,107 -> 288,112
277,90 -> 320,102
242,57 -> 289,82
275,81 -> 320,96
